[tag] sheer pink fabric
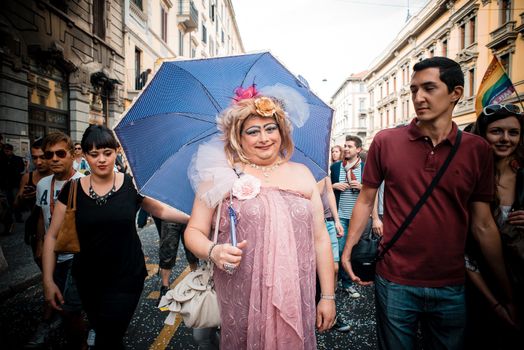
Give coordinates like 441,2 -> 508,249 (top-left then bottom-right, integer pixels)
213,187 -> 317,350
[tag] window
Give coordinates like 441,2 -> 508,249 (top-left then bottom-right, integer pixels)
28,61 -> 69,140
386,79 -> 389,95
359,114 -> 366,128
468,68 -> 475,97
179,30 -> 184,56
202,24 -> 207,43
132,0 -> 143,10
460,23 -> 466,49
134,47 -> 142,90
359,98 -> 365,111
501,0 -> 512,24
393,107 -> 397,124
161,7 -> 168,42
191,48 -> 196,58
379,84 -> 383,99
428,47 -> 434,58
469,17 -> 476,45
393,75 -> 397,91
500,53 -> 510,75
92,0 -> 106,39
442,39 -> 448,57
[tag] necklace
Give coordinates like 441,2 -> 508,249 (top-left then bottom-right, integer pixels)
89,173 -> 117,206
249,160 -> 281,182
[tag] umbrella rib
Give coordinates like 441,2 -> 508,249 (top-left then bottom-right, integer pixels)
293,144 -> 326,174
239,53 -> 267,88
175,66 -> 223,113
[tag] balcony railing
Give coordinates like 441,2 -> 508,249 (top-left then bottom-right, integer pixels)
487,21 -> 518,50
177,0 -> 198,32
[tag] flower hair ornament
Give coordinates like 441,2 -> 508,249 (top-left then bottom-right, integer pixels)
232,83 -> 310,128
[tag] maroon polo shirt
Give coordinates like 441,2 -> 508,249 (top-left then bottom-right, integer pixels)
363,119 -> 494,287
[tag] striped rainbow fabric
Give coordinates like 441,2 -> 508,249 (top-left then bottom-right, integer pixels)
475,56 -> 515,115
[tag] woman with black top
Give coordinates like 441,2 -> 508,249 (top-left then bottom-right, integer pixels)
42,125 -> 189,349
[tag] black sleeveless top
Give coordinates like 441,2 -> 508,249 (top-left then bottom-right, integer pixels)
58,174 -> 147,292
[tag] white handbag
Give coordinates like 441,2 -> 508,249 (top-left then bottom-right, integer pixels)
159,202 -> 222,328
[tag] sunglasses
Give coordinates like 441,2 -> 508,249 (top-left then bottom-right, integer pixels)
482,104 -> 521,116
44,149 -> 70,160
74,147 -> 82,150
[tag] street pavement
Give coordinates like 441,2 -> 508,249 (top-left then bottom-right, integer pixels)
0,219 -> 378,349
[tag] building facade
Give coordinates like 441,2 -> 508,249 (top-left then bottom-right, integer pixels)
330,71 -> 369,146
124,0 -> 244,106
1,0 -> 127,151
362,0 -> 524,147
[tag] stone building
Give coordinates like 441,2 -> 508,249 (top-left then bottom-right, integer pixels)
330,71 -> 369,146
362,0 -> 524,146
123,0 -> 244,107
1,0 -> 127,152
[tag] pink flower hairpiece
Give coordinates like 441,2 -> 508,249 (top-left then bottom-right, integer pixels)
233,84 -> 259,104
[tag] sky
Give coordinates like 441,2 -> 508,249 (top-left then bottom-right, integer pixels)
231,0 -> 429,102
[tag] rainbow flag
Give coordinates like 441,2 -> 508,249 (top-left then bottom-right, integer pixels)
475,56 -> 516,115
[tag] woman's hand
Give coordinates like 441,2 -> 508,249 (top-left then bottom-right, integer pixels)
210,240 -> 247,272
493,303 -> 520,330
507,210 -> 524,228
316,299 -> 336,332
335,221 -> 344,238
43,280 -> 64,311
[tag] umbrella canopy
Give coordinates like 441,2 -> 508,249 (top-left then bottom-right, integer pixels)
115,52 -> 333,214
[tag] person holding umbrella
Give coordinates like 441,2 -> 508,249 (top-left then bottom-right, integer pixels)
42,124 -> 190,349
184,85 -> 336,349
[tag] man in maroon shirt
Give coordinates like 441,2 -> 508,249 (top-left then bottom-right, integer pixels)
341,57 -> 516,349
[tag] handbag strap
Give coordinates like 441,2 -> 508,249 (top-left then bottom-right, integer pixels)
378,129 -> 462,259
71,179 -> 78,211
213,200 -> 222,244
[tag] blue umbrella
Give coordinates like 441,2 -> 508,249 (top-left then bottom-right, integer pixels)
114,52 -> 333,214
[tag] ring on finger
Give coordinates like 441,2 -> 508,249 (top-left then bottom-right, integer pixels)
223,262 -> 236,275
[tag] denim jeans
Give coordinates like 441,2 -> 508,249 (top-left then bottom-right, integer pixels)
337,218 -> 353,289
374,274 -> 466,350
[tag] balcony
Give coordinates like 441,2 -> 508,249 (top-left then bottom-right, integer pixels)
177,0 -> 198,33
487,21 -> 518,50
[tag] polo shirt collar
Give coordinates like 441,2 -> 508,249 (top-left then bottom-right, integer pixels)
407,118 -> 459,145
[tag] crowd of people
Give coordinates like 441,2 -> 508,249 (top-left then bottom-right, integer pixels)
0,55 -> 522,349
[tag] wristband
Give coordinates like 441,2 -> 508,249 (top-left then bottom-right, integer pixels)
207,242 -> 217,262
320,294 -> 336,300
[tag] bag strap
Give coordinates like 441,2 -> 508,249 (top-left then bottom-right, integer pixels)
378,129 -> 462,259
71,178 -> 78,211
212,200 -> 222,244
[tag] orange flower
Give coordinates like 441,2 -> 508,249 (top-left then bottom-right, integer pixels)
254,97 -> 276,117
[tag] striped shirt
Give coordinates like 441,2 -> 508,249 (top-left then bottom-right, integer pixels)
338,162 -> 362,220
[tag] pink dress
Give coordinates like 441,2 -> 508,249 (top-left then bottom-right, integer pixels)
214,187 -> 317,350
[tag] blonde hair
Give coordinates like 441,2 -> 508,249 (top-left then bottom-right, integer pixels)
217,97 -> 294,165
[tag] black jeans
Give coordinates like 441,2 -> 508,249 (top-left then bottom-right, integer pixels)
78,284 -> 143,350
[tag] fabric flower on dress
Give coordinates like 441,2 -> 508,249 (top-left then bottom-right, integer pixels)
232,174 -> 261,200
255,97 -> 277,117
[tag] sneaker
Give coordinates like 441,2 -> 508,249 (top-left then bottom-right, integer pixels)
332,316 -> 351,333
25,321 -> 50,348
86,329 -> 96,348
344,286 -> 361,298
158,285 -> 169,306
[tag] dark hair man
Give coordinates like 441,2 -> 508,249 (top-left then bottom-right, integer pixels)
330,134 -> 364,299
341,57 -> 515,349
15,139 -> 52,265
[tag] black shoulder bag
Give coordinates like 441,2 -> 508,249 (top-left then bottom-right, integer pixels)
351,130 -> 462,282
